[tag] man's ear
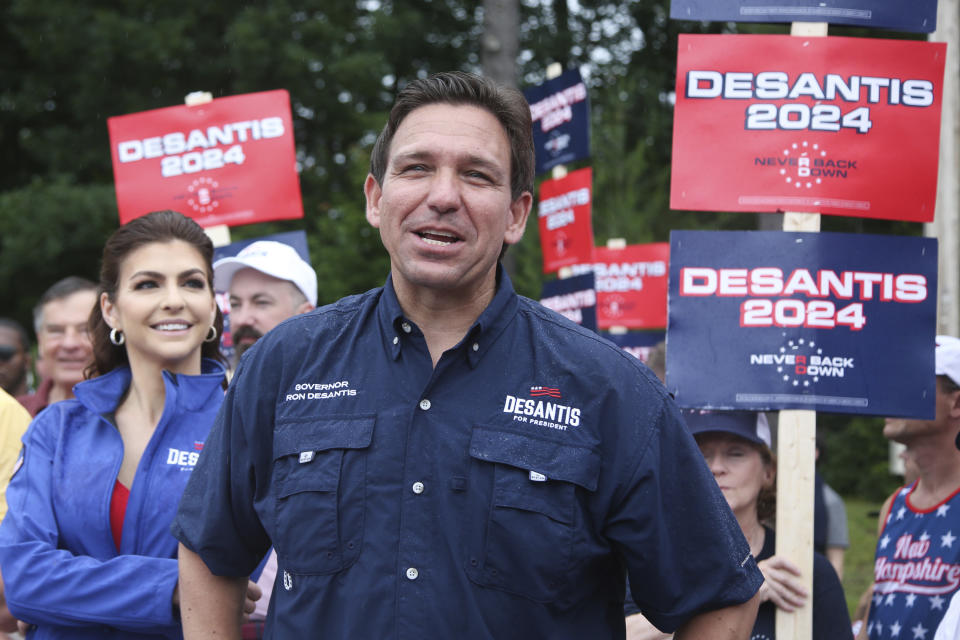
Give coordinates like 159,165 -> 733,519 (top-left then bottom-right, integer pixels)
364,174 -> 383,229
296,301 -> 315,316
949,388 -> 960,419
503,191 -> 533,246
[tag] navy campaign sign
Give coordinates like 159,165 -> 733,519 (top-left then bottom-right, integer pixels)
523,68 -> 590,175
603,331 -> 666,365
670,0 -> 938,33
213,229 -> 310,264
540,273 -> 598,332
667,231 -> 938,418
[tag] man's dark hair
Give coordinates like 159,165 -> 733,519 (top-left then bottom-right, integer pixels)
0,318 -> 30,351
369,71 -> 535,201
32,276 -> 98,334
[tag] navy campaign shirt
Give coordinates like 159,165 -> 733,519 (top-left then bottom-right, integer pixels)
174,269 -> 762,639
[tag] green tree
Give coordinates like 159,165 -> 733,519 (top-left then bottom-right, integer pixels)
0,0 -> 481,321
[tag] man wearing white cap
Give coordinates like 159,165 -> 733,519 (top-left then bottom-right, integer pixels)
859,336 -> 960,640
213,241 -> 317,360
212,240 -> 318,635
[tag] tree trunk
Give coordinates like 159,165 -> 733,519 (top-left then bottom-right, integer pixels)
483,0 -> 522,276
482,0 -> 519,87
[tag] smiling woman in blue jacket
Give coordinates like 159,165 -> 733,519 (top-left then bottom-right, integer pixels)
0,211 -> 244,639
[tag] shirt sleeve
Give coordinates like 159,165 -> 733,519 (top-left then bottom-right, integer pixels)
823,483 -> 850,548
812,551 -> 854,639
0,406 -> 179,632
606,393 -> 764,633
0,391 -> 30,521
172,353 -> 273,577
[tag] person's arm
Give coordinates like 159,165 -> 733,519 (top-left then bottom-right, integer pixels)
0,572 -> 19,633
826,547 -> 845,581
673,592 -> 761,640
822,484 -> 849,580
178,544 -> 247,638
0,407 -> 180,630
613,394 -> 763,634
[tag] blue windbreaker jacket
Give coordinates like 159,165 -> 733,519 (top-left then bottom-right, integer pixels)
0,360 -> 225,639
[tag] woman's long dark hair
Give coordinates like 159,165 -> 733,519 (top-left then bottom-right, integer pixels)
86,210 -> 225,378
756,444 -> 777,525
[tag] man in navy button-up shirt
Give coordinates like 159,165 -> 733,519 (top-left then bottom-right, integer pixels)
174,71 -> 763,639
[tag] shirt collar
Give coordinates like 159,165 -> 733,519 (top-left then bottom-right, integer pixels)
378,265 -> 519,367
74,358 -> 226,414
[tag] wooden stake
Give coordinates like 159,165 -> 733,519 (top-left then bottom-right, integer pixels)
183,91 -> 231,248
790,21 -> 828,37
775,408 -> 817,640
776,210 -> 820,640
773,21 -> 827,640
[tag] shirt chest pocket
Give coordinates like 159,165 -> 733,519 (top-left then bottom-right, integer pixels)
464,425 -> 600,604
272,415 -> 375,575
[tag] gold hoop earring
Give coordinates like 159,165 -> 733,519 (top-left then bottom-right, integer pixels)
204,326 -> 218,343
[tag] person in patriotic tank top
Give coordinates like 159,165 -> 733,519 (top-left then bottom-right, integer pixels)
860,336 -> 960,640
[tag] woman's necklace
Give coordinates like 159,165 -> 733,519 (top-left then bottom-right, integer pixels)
746,523 -> 766,557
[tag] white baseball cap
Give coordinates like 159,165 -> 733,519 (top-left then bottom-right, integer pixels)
214,241 -> 317,307
936,335 -> 960,387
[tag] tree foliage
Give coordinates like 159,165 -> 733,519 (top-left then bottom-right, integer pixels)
0,0 -> 484,315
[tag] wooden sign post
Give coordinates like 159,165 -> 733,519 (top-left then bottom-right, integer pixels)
184,91 -> 232,249
775,210 -> 820,640
774,22 -> 827,640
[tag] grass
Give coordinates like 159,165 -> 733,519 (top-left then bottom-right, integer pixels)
842,496 -> 887,619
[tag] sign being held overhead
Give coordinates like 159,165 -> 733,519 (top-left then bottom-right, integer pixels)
571,243 -> 669,330
523,69 -> 591,175
670,0 -> 938,33
603,331 -> 665,366
667,230 -> 938,418
537,167 -> 595,273
108,90 -> 303,227
670,35 -> 946,222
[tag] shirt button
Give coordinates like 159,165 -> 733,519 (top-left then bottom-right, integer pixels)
406,567 -> 419,580
392,336 -> 399,345
412,481 -> 425,494
419,399 -> 431,411
401,322 -> 412,333
472,343 -> 479,351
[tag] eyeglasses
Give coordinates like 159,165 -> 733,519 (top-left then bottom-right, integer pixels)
0,345 -> 19,363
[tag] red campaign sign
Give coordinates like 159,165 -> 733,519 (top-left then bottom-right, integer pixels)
537,167 -> 595,273
671,35 -> 946,222
108,90 -> 303,227
578,243 -> 669,329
